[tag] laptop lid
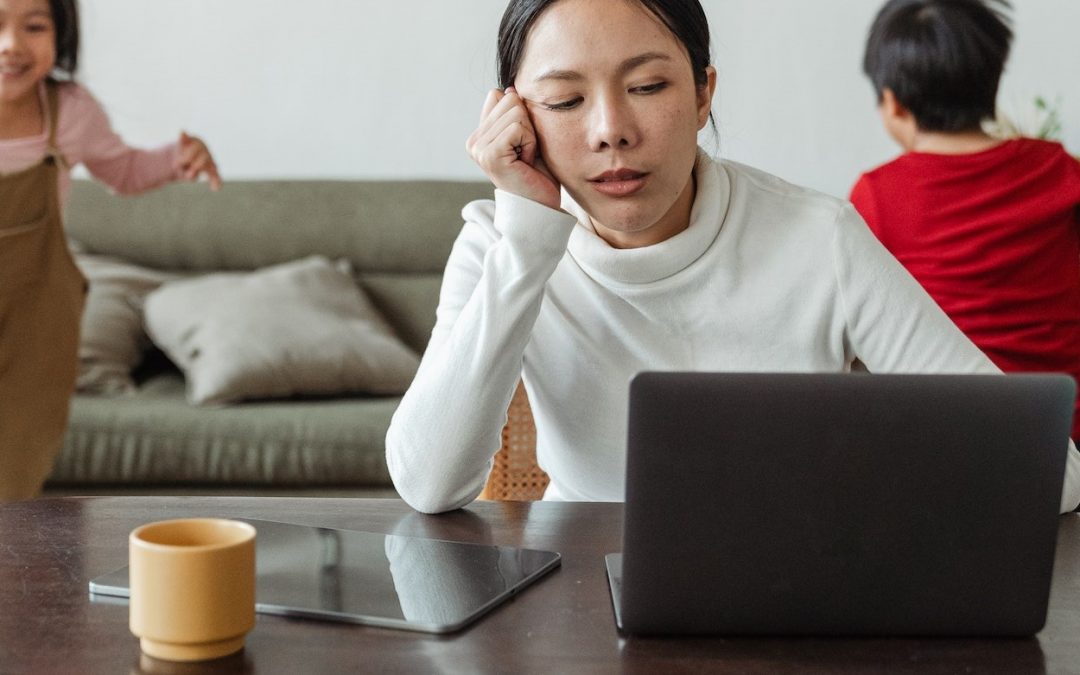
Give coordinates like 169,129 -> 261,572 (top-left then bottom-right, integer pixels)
612,372 -> 1074,637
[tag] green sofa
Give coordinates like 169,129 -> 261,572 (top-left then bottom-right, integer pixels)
47,179 -> 492,494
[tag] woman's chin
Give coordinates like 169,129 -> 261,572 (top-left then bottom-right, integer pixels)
589,214 -> 673,248
563,184 -> 681,247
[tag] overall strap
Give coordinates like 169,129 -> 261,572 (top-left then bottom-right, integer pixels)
44,82 -> 68,168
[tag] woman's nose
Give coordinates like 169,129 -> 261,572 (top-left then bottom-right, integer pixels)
588,95 -> 640,152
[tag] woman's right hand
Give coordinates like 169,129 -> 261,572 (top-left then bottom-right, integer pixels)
466,88 -> 561,210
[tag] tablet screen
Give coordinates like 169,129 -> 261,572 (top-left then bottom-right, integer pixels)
89,517 -> 561,634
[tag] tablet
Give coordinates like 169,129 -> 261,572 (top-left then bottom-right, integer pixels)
88,517 -> 561,634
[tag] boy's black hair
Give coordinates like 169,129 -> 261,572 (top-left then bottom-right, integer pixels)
50,0 -> 79,77
863,0 -> 1013,133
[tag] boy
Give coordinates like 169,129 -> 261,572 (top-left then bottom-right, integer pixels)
851,0 -> 1080,440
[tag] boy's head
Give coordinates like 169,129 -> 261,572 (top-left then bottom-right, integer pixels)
864,0 -> 1012,134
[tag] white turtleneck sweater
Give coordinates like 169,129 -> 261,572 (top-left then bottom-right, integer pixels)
386,154 -> 1080,514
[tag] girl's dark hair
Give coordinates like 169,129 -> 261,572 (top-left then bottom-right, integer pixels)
497,0 -> 712,92
863,0 -> 1012,133
50,0 -> 79,77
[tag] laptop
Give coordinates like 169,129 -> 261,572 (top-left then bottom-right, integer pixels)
606,372 -> 1075,637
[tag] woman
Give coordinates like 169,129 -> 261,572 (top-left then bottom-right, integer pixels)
386,0 -> 1080,514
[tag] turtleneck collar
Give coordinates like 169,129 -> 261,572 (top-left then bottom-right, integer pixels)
563,150 -> 731,285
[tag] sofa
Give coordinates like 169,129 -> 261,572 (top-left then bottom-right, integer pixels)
46,179 -> 493,494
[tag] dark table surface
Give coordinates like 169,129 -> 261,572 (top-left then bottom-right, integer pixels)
1,497 -> 1078,675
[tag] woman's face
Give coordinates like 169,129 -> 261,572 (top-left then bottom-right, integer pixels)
514,0 -> 715,248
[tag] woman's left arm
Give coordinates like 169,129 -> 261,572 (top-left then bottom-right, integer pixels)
833,205 -> 1080,513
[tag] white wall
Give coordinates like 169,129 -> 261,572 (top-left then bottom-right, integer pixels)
79,0 -> 1080,198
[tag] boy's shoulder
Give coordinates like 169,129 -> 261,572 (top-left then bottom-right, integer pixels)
1003,137 -> 1076,164
851,138 -> 1080,216
854,153 -> 908,183
858,138 -> 1074,183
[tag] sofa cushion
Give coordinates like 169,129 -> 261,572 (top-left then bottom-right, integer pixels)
144,256 -> 420,406
53,373 -> 398,486
74,251 -> 179,394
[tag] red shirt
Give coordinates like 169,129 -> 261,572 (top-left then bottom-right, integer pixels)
851,138 -> 1080,439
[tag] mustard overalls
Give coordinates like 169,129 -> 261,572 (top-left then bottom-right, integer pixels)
0,83 -> 86,501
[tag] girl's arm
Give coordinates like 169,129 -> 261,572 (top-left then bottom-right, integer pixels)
66,85 -> 219,195
834,204 -> 1080,513
385,193 -> 576,514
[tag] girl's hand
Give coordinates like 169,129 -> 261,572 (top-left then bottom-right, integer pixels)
466,88 -> 560,210
176,132 -> 223,192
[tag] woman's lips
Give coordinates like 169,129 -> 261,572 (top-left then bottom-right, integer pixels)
588,170 -> 648,197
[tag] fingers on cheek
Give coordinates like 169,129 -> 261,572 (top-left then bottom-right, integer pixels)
469,103 -> 535,168
477,126 -> 511,167
499,124 -> 526,157
511,119 -> 534,149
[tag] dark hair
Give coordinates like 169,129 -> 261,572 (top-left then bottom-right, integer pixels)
863,0 -> 1012,133
497,0 -> 712,92
50,0 -> 79,77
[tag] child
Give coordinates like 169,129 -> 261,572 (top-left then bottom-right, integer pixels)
850,0 -> 1080,440
0,0 -> 221,501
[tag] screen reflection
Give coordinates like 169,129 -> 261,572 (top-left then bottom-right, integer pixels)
243,518 -> 560,632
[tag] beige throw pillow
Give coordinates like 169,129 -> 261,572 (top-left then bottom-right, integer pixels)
74,250 -> 179,394
143,256 -> 420,406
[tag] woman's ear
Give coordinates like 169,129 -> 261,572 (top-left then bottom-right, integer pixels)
697,66 -> 718,129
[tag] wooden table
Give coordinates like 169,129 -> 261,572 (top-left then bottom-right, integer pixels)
1,497 -> 1078,674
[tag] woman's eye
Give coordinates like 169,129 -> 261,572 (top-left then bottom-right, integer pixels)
631,82 -> 668,95
26,22 -> 52,33
543,97 -> 583,112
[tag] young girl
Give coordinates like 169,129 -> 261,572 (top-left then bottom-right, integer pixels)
385,0 -> 1080,514
0,0 -> 221,501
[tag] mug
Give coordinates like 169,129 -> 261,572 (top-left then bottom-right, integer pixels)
129,518 -> 256,662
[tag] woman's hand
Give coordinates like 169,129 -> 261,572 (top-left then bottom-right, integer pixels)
176,132 -> 223,192
466,88 -> 561,210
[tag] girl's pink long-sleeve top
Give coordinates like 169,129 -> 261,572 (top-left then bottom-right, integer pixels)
0,81 -> 181,206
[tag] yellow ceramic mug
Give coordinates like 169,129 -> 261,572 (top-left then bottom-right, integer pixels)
129,518 -> 256,662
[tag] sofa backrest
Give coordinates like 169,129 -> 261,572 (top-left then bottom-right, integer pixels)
66,180 -> 494,354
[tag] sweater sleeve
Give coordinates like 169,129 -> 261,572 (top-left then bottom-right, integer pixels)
385,191 -> 577,513
833,204 -> 1080,513
64,85 -> 181,195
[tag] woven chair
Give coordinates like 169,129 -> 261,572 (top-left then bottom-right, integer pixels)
479,381 -> 550,501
